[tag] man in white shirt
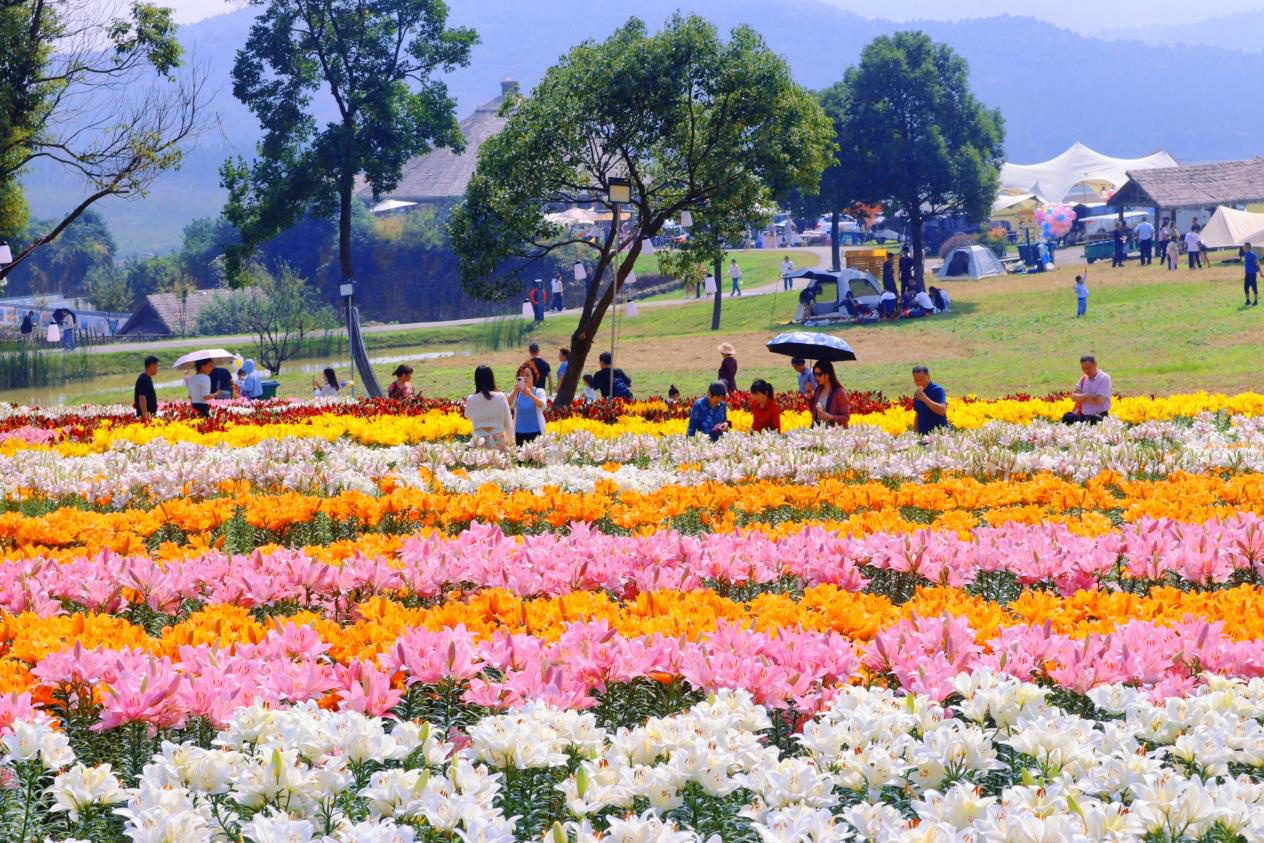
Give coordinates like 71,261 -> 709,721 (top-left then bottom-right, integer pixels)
1134,218 -> 1155,266
914,288 -> 936,312
1184,229 -> 1203,269
550,273 -> 564,311
729,259 -> 742,296
781,256 -> 795,290
1061,354 -> 1113,425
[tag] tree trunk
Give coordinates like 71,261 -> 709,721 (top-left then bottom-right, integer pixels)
338,175 -> 354,281
552,239 -> 644,407
830,211 -> 841,271
710,254 -> 723,331
910,214 -> 925,288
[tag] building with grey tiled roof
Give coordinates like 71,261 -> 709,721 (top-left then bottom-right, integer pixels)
356,80 -> 517,208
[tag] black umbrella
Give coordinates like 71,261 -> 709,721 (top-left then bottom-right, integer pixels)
766,331 -> 857,362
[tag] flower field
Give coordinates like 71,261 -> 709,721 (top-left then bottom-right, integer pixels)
3,393 -> 1264,842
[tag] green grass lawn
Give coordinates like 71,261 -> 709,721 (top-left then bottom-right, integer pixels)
9,249 -> 1261,406
630,248 -> 820,301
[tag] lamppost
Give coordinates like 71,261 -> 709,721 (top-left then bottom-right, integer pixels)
606,177 -> 631,370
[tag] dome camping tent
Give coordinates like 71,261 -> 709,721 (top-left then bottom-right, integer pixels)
937,244 -> 1005,280
1198,206 -> 1264,248
999,143 -> 1177,205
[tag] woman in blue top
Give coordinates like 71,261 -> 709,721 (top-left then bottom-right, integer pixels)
686,382 -> 729,441
509,362 -> 547,445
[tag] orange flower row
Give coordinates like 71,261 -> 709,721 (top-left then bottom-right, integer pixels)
2,471 -> 1263,556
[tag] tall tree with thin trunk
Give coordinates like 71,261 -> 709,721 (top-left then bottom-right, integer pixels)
830,32 -> 1004,286
220,0 -> 476,285
451,15 -> 833,406
0,0 -> 207,283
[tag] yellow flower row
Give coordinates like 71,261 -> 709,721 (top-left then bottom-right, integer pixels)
7,390 -> 1263,455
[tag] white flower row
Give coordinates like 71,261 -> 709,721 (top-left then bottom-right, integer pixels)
8,671 -> 1264,842
5,415 -> 1264,505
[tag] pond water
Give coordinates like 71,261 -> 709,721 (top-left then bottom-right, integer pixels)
0,348 -> 467,407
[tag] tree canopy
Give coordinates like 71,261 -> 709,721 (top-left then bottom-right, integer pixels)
0,0 -> 206,283
828,31 -> 1004,282
221,0 -> 476,283
450,14 -> 833,404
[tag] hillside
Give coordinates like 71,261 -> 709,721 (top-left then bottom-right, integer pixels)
1105,11 -> 1264,53
21,0 -> 1264,253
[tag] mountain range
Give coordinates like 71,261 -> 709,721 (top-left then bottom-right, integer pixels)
1106,11 -> 1264,53
21,0 -> 1264,253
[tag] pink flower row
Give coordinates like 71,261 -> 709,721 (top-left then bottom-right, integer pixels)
5,613 -> 1264,738
5,516 -> 1264,617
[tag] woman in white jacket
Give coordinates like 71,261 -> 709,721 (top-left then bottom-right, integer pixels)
509,362 -> 548,445
463,366 -> 514,448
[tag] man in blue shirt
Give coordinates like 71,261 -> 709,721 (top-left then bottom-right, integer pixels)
1245,243 -> 1259,307
686,382 -> 730,441
792,357 -> 817,394
911,366 -> 949,436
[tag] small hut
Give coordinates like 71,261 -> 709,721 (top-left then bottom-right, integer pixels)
116,289 -> 242,338
1109,158 -> 1264,228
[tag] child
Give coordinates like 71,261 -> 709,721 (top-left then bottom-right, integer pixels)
1166,236 -> 1180,271
1074,270 -> 1089,317
666,385 -> 681,405
581,374 -> 599,403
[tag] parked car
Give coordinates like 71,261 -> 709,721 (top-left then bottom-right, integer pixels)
787,269 -> 882,322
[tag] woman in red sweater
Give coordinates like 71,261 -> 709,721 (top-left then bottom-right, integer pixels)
749,379 -> 781,433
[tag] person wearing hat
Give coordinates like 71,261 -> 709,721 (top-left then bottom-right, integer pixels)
717,342 -> 738,394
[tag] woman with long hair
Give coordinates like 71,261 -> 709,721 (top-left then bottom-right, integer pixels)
463,365 -> 513,448
388,365 -> 415,400
312,367 -> 343,397
810,360 -> 850,428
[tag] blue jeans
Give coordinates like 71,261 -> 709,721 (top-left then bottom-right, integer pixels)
1076,297 -> 1087,317
731,278 -> 741,295
62,328 -> 75,350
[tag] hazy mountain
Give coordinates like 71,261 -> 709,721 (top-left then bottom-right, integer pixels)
23,0 -> 1264,253
1105,11 -> 1264,53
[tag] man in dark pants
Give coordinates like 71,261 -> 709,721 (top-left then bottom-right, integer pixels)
1245,243 -> 1259,307
1135,218 -> 1154,266
1111,223 -> 1125,268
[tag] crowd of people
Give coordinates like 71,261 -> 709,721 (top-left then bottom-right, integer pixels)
130,355 -> 273,420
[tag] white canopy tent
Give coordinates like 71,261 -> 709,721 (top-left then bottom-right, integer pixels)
999,142 -> 1177,204
1199,206 -> 1264,248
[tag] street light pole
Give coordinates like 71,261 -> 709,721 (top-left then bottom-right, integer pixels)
340,281 -> 355,397
606,177 -> 631,371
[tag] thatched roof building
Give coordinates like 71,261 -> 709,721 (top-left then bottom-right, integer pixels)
356,80 -> 517,208
117,289 -> 242,337
1110,158 -> 1264,211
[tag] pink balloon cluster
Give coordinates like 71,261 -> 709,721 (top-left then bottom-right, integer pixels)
1035,203 -> 1077,239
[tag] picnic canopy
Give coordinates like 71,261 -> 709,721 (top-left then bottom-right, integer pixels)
1199,206 -> 1264,248
999,142 -> 1177,204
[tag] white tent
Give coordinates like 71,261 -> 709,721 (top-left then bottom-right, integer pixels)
1199,206 -> 1264,248
937,244 -> 1005,280
370,199 -> 418,214
999,142 -> 1177,204
992,193 -> 1039,214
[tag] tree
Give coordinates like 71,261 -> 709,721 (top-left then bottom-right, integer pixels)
450,15 -> 833,406
220,0 -> 477,287
83,264 -> 135,313
227,264 -> 338,374
0,0 -> 207,282
831,32 -> 1004,286
2,210 -> 115,296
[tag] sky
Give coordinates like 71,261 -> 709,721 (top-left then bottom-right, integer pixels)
164,0 -> 1262,30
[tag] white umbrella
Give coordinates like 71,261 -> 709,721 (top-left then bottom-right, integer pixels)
171,348 -> 236,371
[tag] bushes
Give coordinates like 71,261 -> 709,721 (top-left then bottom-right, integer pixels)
938,233 -> 974,258
0,348 -> 94,389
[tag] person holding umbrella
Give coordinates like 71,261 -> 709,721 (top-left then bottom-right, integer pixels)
810,360 -> 850,428
187,358 -> 215,418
